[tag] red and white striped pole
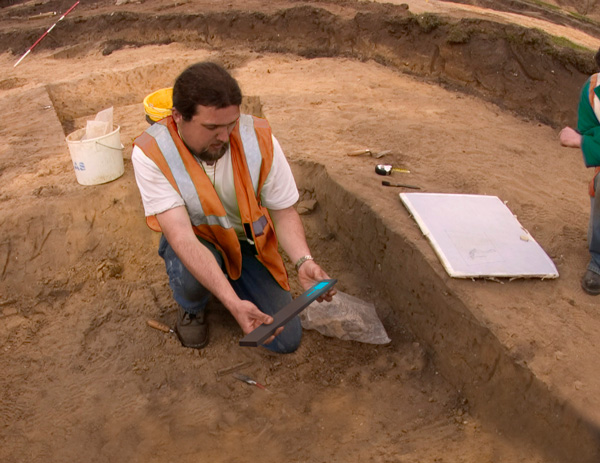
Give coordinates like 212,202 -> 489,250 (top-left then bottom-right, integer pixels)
14,0 -> 80,68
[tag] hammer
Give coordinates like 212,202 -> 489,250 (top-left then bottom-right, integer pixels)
375,164 -> 410,175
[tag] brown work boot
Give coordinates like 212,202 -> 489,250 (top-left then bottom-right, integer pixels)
581,270 -> 600,295
175,308 -> 209,349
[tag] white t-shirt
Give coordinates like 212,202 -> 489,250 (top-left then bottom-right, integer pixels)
131,134 -> 299,238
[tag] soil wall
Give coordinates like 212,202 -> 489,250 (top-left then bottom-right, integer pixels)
292,159 -> 600,463
1,3 -> 598,128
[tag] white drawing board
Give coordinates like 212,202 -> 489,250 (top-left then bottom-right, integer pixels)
399,193 -> 559,279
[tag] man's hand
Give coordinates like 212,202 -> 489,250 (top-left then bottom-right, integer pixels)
298,260 -> 337,302
157,207 -> 282,345
559,126 -> 582,148
268,206 -> 337,302
229,299 -> 283,344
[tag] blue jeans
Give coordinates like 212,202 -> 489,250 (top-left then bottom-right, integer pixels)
589,172 -> 600,275
158,234 -> 302,353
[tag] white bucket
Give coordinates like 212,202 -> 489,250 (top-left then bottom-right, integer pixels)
66,125 -> 124,185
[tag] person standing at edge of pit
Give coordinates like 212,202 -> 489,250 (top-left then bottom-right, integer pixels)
131,62 -> 336,351
560,48 -> 600,295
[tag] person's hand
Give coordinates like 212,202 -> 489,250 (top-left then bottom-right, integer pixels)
559,126 -> 582,148
298,260 -> 337,302
229,299 -> 283,345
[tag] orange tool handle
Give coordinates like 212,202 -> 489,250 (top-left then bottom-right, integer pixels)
147,319 -> 172,333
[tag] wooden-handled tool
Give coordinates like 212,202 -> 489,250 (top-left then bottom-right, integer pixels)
382,180 -> 421,189
233,372 -> 271,392
347,149 -> 388,159
147,319 -> 175,334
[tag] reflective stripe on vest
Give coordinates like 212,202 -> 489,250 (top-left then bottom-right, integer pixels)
145,114 -> 262,229
238,114 -> 262,191
238,114 -> 268,239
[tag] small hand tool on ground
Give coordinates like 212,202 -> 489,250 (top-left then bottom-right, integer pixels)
382,180 -> 421,189
147,319 -> 175,335
217,360 -> 254,377
375,164 -> 410,175
233,372 -> 270,392
347,149 -> 388,159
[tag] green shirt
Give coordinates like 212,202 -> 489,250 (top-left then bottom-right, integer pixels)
578,75 -> 600,167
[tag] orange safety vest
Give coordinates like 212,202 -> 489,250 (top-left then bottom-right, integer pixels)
133,115 -> 290,290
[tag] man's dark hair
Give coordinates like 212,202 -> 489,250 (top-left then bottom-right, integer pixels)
595,48 -> 600,70
172,62 -> 242,121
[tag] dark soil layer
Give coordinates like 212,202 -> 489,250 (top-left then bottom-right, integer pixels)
1,0 -> 598,129
451,0 -> 600,35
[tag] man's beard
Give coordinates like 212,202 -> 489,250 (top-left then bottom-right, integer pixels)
190,142 -> 229,164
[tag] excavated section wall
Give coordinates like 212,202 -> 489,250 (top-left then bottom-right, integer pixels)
5,3 -> 600,460
2,4 -> 598,128
292,159 -> 600,463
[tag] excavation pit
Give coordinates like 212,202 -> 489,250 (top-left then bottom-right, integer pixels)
2,2 -> 600,462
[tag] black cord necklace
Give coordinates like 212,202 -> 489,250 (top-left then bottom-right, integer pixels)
200,158 -> 217,188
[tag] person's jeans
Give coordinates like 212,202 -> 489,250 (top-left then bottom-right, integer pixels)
589,172 -> 600,275
158,234 -> 302,353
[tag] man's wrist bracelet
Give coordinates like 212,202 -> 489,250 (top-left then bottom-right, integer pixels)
295,255 -> 314,272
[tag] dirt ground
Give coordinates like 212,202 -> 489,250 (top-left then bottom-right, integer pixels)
2,1 -> 600,462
